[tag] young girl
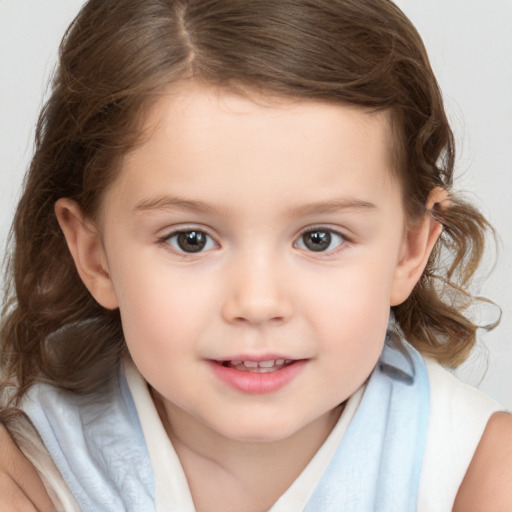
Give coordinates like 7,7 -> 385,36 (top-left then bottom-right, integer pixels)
1,0 -> 511,511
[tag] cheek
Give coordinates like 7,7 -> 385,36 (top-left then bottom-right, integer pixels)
110,258 -> 218,353
304,260 -> 395,360
315,290 -> 388,395
307,259 -> 395,318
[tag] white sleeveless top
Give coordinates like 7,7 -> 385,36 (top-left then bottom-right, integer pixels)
16,357 -> 504,511
417,358 -> 503,511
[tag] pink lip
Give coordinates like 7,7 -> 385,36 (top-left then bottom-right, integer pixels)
215,353 -> 294,363
208,359 -> 307,394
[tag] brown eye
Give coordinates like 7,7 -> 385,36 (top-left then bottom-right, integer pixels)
166,230 -> 215,253
296,229 -> 344,252
302,230 -> 331,251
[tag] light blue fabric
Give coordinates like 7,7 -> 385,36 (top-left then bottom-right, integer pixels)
304,338 -> 430,511
21,367 -> 156,512
21,335 -> 429,512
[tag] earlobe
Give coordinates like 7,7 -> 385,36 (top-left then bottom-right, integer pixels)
390,188 -> 448,306
55,198 -> 119,310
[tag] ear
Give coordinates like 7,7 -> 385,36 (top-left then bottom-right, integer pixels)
390,188 -> 448,306
55,198 -> 119,310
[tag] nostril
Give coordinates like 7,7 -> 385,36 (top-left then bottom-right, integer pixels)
230,314 -> 287,325
220,276 -> 293,325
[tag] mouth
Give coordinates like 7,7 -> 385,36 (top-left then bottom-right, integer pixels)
219,359 -> 295,373
208,356 -> 307,394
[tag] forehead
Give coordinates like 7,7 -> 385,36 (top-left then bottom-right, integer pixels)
140,82 -> 394,152
105,82 -> 401,219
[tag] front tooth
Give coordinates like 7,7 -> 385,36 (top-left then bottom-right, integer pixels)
258,360 -> 275,368
243,361 -> 258,368
275,359 -> 285,366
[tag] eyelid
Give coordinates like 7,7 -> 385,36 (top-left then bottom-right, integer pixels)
294,225 -> 349,254
157,222 -> 216,239
299,224 -> 352,239
158,225 -> 219,256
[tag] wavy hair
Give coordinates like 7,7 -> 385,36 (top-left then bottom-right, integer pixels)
1,0 -> 496,403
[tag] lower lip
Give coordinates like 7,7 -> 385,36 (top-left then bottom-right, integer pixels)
208,360 -> 307,394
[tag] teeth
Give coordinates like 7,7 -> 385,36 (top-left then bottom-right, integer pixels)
224,359 -> 293,372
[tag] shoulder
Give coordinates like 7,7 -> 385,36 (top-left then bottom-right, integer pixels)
453,412 -> 512,511
423,358 -> 503,450
0,413 -> 57,511
417,358 -> 505,510
424,357 -> 502,411
423,357 -> 502,432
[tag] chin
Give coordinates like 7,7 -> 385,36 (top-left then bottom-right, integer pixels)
213,415 -> 309,445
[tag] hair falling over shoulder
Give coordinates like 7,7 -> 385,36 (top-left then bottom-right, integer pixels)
0,0 -> 498,404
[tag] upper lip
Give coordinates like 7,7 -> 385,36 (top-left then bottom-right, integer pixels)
212,354 -> 299,363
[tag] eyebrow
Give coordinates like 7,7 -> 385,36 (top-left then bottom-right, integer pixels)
133,195 -> 377,217
134,195 -> 220,215
287,198 -> 377,217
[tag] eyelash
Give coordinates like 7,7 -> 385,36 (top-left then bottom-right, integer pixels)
294,226 -> 348,255
158,228 -> 217,257
158,226 -> 349,256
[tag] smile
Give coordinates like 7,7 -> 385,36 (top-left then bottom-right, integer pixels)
221,359 -> 294,373
209,358 -> 307,394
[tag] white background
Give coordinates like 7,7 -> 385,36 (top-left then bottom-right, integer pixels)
1,1 -> 511,407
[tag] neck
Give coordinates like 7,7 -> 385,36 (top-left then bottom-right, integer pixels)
151,390 -> 343,512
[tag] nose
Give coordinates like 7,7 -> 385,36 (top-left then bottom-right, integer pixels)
221,252 -> 293,326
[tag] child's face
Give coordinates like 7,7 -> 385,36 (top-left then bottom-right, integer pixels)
88,83 -> 425,443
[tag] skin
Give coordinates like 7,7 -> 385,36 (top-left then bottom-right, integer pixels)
453,411 -> 512,511
0,425 -> 54,512
56,83 -> 442,511
1,83 -> 511,510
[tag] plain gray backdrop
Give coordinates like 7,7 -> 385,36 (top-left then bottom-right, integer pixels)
1,0 -> 511,407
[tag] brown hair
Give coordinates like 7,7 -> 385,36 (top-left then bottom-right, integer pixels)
1,0 -> 496,403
